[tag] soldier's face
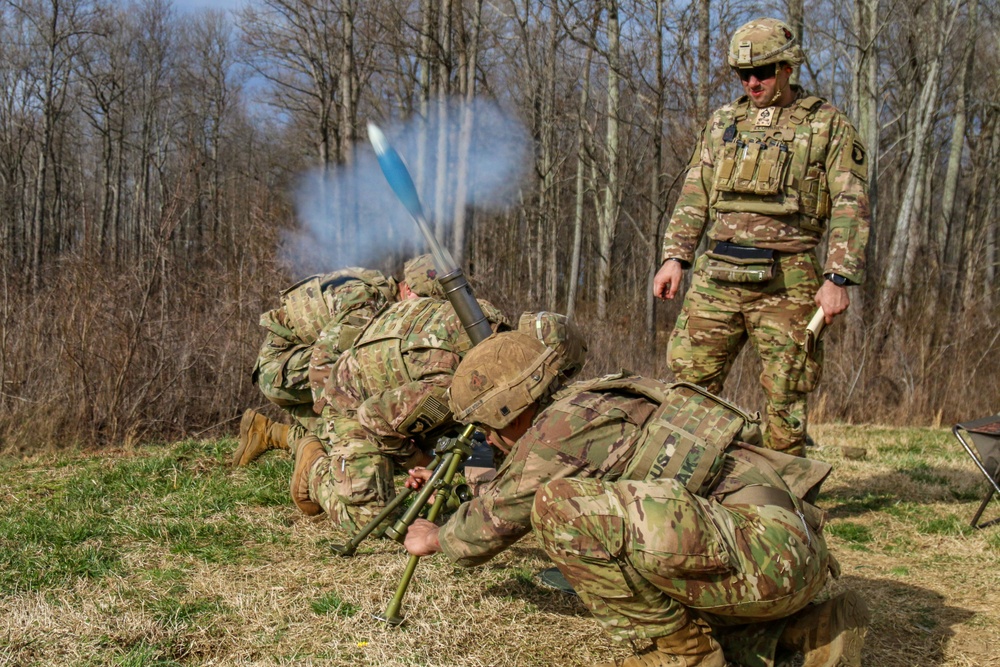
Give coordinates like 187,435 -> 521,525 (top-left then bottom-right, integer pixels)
737,63 -> 792,108
484,405 -> 537,454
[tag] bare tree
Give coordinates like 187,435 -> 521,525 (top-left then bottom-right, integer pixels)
6,0 -> 95,287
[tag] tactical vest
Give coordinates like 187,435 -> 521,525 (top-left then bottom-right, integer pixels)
572,373 -> 832,529
569,374 -> 761,495
710,95 -> 830,232
280,268 -> 395,345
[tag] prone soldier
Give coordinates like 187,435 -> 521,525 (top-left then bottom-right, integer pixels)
404,329 -> 868,667
232,255 -> 444,467
287,294 -> 514,532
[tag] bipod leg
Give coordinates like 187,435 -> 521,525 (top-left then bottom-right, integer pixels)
375,424 -> 475,624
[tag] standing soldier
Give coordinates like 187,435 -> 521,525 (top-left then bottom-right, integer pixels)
288,295 -> 513,532
233,255 -> 444,467
652,18 -> 871,456
404,331 -> 868,667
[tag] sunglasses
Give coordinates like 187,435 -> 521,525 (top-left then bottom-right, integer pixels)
735,64 -> 778,82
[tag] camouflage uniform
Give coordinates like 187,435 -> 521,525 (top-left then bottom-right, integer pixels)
438,374 -> 833,666
305,297 -> 509,531
253,268 -> 398,450
663,75 -> 870,454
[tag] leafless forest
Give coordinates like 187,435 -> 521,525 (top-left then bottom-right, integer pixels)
0,0 -> 997,453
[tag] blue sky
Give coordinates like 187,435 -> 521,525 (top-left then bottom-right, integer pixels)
172,0 -> 246,13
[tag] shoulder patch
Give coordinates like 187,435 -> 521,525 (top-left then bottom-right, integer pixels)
840,138 -> 868,181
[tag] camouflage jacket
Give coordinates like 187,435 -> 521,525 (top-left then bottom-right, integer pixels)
661,87 -> 871,283
437,375 -> 830,567
321,297 -> 509,444
438,381 -> 658,566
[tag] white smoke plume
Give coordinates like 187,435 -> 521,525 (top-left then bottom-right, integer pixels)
281,98 -> 531,276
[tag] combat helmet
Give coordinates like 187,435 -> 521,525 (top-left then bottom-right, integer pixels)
727,17 -> 804,68
449,316 -> 588,430
515,311 -> 588,380
403,254 -> 446,299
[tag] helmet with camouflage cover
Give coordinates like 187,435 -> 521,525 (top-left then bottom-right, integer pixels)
516,311 -> 588,380
727,18 -> 804,69
403,254 -> 446,299
449,317 -> 588,430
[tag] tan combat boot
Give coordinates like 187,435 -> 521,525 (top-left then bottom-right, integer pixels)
596,623 -> 726,667
232,409 -> 290,467
779,590 -> 869,667
290,436 -> 325,516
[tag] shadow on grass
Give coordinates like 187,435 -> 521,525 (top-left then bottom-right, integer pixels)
840,574 -> 977,667
820,463 -> 996,520
481,568 -> 591,618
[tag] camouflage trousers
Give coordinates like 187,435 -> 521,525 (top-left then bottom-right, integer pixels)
306,416 -> 425,532
667,252 -> 824,455
253,331 -> 325,448
531,477 -> 828,647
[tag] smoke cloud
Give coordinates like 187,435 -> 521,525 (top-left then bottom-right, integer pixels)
281,99 -> 531,276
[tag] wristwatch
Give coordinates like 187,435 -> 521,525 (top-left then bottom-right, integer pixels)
824,272 -> 849,287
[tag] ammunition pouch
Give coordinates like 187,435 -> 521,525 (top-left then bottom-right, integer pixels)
714,137 -> 792,197
702,242 -> 775,284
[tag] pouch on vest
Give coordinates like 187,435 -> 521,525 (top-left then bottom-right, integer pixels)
798,164 -> 831,232
622,382 -> 762,496
715,139 -> 792,197
281,275 -> 331,344
702,242 -> 775,284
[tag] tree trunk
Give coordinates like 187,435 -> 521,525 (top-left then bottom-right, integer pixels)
595,0 -> 621,321
879,0 -> 960,315
696,0 -> 710,121
451,0 -> 482,265
646,0 -> 665,342
566,15 -> 597,320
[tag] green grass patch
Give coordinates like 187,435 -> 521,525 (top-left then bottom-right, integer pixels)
0,439 -> 291,597
311,591 -> 359,617
150,595 -> 229,626
914,513 -> 974,537
826,521 -> 873,549
109,641 -> 184,667
899,461 -> 949,486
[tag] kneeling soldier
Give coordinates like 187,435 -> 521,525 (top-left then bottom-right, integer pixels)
404,330 -> 868,667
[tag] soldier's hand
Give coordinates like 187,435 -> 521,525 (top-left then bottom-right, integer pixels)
404,518 -> 441,556
405,466 -> 434,491
815,280 -> 850,324
653,259 -> 684,300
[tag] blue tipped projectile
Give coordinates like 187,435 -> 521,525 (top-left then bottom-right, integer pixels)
367,122 -> 456,273
367,123 -> 426,223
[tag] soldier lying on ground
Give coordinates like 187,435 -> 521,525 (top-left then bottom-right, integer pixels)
232,254 -> 444,466
403,329 -> 868,667
286,294 -> 513,532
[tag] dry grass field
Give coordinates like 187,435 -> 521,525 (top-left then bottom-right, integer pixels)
1,423 -> 998,667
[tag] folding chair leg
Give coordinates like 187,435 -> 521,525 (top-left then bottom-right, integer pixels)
970,487 -> 999,529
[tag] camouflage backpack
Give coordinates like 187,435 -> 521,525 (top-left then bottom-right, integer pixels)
280,268 -> 396,345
